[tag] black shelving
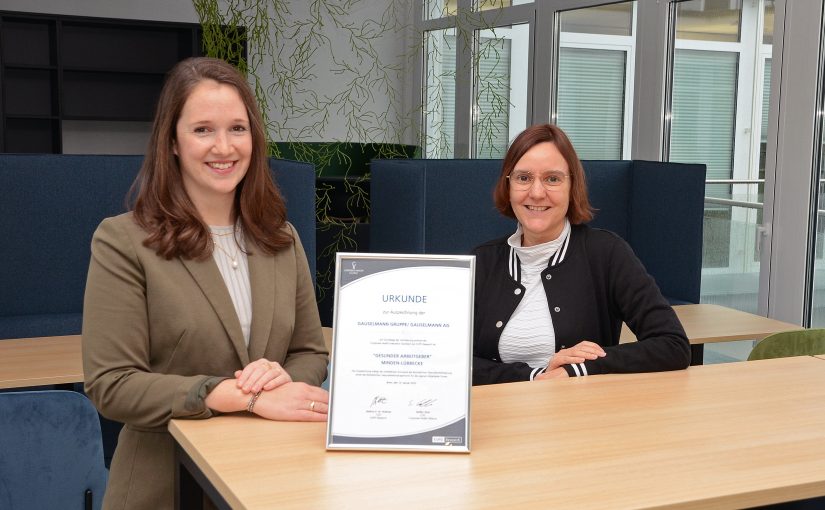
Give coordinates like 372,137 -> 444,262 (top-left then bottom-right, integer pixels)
62,71 -> 165,120
1,18 -> 55,67
0,12 -> 211,153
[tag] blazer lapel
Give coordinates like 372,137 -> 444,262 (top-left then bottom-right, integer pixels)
247,241 -> 275,361
180,256 -> 250,366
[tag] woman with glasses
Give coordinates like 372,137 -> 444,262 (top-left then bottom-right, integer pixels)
472,124 -> 690,385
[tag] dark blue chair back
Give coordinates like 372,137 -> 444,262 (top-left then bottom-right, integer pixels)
370,159 -> 513,256
268,158 -> 317,278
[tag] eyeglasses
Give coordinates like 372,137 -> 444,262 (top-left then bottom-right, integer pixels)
506,170 -> 568,191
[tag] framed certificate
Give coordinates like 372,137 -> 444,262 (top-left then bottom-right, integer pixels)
326,253 -> 474,452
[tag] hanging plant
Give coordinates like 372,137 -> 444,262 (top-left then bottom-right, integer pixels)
191,0 -> 420,317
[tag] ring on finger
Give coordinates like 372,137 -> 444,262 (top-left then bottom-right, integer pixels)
309,401 -> 316,412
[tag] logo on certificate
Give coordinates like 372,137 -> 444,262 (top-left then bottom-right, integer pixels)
343,261 -> 365,277
432,435 -> 463,445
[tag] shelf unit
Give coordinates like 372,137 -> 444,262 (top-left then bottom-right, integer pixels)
0,12 -> 207,153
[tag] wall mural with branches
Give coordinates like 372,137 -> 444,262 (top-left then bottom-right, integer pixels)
191,0 -> 423,314
191,0 -> 514,319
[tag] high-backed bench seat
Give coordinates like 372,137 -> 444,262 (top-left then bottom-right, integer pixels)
0,154 -> 316,341
370,159 -> 706,305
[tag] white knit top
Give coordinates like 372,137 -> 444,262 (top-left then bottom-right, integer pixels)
499,220 -> 571,378
210,225 -> 252,346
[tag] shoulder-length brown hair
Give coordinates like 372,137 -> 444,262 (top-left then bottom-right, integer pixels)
493,124 -> 593,224
130,56 -> 291,260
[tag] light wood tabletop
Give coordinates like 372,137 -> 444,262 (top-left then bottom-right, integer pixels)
0,335 -> 83,389
170,356 -> 825,510
621,303 -> 803,345
814,354 -> 825,360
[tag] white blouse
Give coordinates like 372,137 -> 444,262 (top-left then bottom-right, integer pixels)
498,220 -> 571,378
210,225 -> 252,347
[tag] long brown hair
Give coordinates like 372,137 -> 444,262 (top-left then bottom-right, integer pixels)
493,124 -> 593,224
130,57 -> 291,259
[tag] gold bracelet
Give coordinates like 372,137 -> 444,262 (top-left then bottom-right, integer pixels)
247,390 -> 263,413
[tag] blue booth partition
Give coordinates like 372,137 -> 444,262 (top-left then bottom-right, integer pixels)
370,158 -> 706,305
0,155 -> 142,339
0,154 -> 317,340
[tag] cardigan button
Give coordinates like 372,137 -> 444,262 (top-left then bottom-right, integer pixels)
514,288 -> 522,295
495,321 -> 503,328
545,274 -> 552,280
554,306 -> 561,312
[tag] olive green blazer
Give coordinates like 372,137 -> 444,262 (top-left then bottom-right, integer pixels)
82,213 -> 327,510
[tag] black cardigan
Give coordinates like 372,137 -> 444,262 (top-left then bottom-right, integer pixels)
471,224 -> 690,385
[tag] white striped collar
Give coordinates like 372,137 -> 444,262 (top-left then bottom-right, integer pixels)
507,220 -> 571,283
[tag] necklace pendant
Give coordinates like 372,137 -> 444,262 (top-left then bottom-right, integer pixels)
231,259 -> 239,269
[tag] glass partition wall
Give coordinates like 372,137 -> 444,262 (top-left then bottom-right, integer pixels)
418,0 -> 824,346
669,0 -> 772,313
666,0 -> 775,361
420,2 -> 534,158
555,2 -> 636,160
808,7 -> 825,327
473,23 -> 531,158
424,27 -> 458,158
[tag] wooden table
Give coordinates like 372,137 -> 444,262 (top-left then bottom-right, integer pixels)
0,335 -> 83,389
814,354 -> 825,360
171,356 -> 825,510
621,304 -> 803,364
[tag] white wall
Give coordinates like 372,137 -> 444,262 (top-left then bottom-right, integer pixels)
61,121 -> 152,155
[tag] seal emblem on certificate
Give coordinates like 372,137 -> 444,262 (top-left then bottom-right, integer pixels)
326,253 -> 474,452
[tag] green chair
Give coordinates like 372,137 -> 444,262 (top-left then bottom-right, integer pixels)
747,328 -> 825,361
747,329 -> 825,510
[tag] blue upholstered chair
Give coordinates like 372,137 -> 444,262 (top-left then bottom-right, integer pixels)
0,390 -> 108,510
370,158 -> 706,305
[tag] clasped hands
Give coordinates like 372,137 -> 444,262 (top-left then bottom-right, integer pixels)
223,358 -> 329,421
534,341 -> 606,380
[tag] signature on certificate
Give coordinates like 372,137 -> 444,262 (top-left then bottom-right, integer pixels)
410,398 -> 437,407
370,395 -> 388,407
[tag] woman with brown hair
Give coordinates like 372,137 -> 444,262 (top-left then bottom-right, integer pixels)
472,124 -> 690,385
82,57 -> 328,509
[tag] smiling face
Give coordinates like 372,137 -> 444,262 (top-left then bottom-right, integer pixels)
174,79 -> 251,224
509,141 -> 570,247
